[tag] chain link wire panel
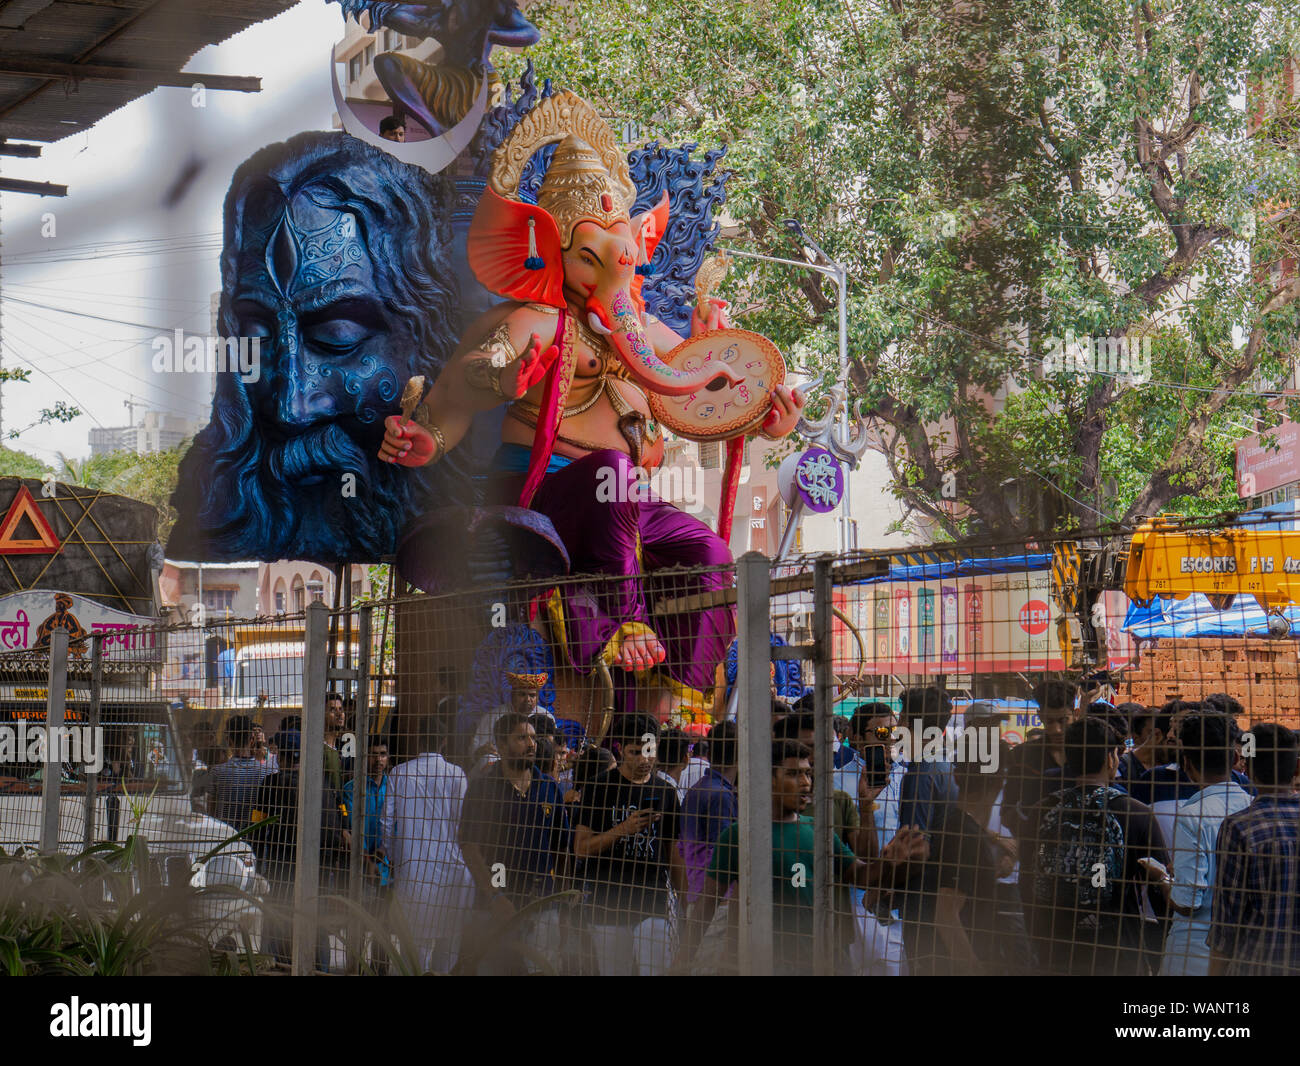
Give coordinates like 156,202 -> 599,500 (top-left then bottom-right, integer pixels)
6,515 -> 1300,976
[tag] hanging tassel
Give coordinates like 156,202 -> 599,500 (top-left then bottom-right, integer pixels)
635,223 -> 655,277
524,216 -> 545,271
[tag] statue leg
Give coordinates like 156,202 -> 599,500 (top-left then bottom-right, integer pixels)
529,450 -> 654,671
638,500 -> 736,698
373,53 -> 479,137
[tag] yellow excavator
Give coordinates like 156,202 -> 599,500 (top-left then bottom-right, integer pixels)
1124,515 -> 1300,615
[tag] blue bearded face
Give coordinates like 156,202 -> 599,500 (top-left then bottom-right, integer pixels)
234,191 -> 401,447
167,132 -> 460,565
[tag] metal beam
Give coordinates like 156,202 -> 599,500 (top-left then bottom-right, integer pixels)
0,176 -> 65,196
811,555 -> 834,975
653,557 -> 890,617
0,139 -> 40,157
0,57 -> 260,92
39,628 -> 68,853
736,552 -> 774,976
294,601 -> 328,975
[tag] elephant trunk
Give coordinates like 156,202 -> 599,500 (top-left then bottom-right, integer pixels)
587,288 -> 739,397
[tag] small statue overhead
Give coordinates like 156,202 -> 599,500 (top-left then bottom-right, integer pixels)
332,1 -> 540,136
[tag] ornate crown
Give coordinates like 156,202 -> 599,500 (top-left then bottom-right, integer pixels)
489,90 -> 637,248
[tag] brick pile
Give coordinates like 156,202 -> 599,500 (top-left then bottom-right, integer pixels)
1122,637 -> 1300,729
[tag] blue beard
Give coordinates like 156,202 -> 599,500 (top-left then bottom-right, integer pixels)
171,407 -> 425,564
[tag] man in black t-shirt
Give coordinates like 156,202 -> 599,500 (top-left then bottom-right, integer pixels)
574,713 -> 686,975
1020,717 -> 1171,976
247,730 -> 349,969
1004,680 -> 1079,840
899,735 -> 1030,975
459,712 -> 571,973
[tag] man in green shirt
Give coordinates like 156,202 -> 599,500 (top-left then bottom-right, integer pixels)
681,739 -> 928,974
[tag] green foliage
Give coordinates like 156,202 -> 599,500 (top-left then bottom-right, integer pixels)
54,444 -> 189,540
510,0 -> 1300,535
0,445 -> 52,479
0,834 -> 267,976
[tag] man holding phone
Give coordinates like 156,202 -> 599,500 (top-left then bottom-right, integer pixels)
574,713 -> 687,976
835,703 -> 906,850
835,704 -> 911,976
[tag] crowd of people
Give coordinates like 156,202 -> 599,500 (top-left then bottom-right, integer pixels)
192,681 -> 1300,976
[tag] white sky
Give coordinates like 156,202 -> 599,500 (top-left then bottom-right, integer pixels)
0,1 -> 349,463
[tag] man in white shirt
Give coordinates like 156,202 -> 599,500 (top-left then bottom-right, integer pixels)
381,717 -> 475,973
1145,712 -> 1251,976
678,738 -> 710,796
835,703 -> 909,976
834,703 -> 906,848
655,727 -> 695,800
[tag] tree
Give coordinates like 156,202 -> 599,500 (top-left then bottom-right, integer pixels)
509,0 -> 1300,536
0,446 -> 52,479
53,446 -> 189,541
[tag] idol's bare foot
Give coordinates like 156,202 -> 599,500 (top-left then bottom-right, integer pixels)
616,630 -> 666,672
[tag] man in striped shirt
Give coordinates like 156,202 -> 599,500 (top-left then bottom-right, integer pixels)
204,715 -> 275,831
1210,723 -> 1300,976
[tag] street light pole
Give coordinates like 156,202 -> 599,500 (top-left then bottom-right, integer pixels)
724,231 -> 854,553
833,261 -> 853,553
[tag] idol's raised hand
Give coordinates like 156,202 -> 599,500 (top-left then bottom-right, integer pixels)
690,297 -> 731,336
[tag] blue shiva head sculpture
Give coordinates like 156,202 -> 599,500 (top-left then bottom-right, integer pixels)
167,131 -> 460,564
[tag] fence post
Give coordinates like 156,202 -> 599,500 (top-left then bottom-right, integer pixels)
294,601 -> 328,975
811,555 -> 834,975
82,634 -> 103,850
347,605 -> 373,973
736,551 -> 774,976
39,628 -> 69,853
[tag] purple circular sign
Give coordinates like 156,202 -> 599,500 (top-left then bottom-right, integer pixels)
794,447 -> 844,513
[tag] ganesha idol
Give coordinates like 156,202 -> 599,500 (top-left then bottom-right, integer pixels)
381,91 -> 803,710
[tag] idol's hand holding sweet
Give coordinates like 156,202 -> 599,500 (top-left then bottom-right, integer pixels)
379,416 -> 437,466
760,385 -> 805,439
691,298 -> 731,336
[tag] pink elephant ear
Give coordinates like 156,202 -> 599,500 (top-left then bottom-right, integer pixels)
636,191 -> 671,262
468,187 -> 566,307
630,190 -> 670,312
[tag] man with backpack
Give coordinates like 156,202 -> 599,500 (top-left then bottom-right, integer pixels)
1019,716 -> 1171,976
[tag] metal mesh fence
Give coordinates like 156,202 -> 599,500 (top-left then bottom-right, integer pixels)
6,517 -> 1300,976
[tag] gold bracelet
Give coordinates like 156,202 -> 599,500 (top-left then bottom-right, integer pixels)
465,356 -> 508,398
428,421 -> 446,462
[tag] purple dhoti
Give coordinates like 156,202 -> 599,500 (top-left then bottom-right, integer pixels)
498,449 -> 735,696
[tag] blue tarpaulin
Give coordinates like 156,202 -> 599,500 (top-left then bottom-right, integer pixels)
848,553 -> 1053,586
1122,593 -> 1300,640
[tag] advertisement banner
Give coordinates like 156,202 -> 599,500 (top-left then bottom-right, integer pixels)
856,569 -> 1064,675
0,590 -> 160,663
941,584 -> 959,666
